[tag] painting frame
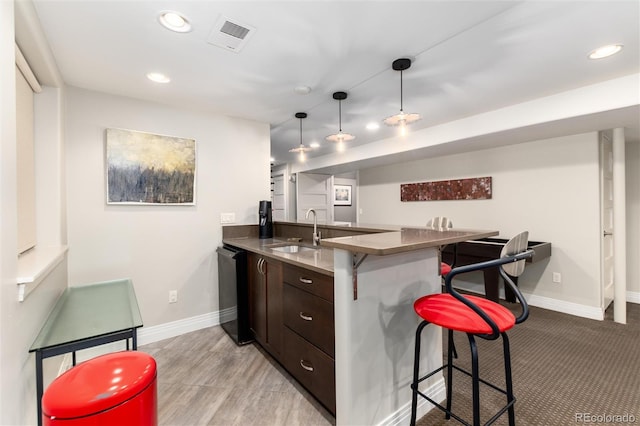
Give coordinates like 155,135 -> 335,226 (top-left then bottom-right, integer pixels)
334,184 -> 352,206
105,128 -> 196,205
400,176 -> 492,202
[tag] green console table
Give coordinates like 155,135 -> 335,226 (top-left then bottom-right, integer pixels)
29,279 -> 143,425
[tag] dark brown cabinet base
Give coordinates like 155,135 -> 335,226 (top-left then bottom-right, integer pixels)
248,257 -> 336,415
281,263 -> 335,415
283,327 -> 336,414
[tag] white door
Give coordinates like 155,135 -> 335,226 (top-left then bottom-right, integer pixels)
296,173 -> 332,222
599,132 -> 614,309
271,172 -> 286,221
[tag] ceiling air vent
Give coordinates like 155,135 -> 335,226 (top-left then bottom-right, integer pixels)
207,15 -> 256,53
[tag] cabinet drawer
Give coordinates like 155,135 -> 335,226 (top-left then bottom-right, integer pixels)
283,327 -> 336,415
283,264 -> 333,302
283,284 -> 334,357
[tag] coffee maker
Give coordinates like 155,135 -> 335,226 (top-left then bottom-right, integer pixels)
258,200 -> 273,239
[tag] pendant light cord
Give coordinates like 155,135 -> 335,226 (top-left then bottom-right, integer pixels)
400,69 -> 404,113
338,100 -> 343,132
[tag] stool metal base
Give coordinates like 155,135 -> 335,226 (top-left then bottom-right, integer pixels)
410,321 -> 516,426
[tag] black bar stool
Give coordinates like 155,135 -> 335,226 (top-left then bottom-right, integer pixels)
410,231 -> 533,426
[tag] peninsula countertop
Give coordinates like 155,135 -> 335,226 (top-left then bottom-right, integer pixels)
223,222 -> 499,272
320,227 -> 499,256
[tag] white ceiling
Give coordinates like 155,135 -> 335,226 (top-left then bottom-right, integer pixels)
26,1 -> 640,168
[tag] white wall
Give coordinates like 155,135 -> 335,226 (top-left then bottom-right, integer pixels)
2,3 -> 68,424
359,132 -> 604,312
64,87 -> 271,327
627,140 -> 640,299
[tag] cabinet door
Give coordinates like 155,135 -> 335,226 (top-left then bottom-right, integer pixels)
248,253 -> 267,345
266,258 -> 283,357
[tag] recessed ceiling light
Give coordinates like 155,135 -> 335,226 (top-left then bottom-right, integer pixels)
588,44 -> 623,59
366,122 -> 380,131
158,11 -> 192,33
146,72 -> 171,83
310,141 -> 320,148
294,86 -> 312,95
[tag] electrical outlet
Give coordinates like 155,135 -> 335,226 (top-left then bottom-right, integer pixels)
169,290 -> 178,303
220,213 -> 236,224
552,272 -> 562,283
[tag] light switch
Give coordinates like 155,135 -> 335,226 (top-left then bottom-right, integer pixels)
220,213 -> 235,224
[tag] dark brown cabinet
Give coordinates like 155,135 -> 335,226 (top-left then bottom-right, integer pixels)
281,263 -> 335,414
248,253 -> 283,359
247,255 -> 335,414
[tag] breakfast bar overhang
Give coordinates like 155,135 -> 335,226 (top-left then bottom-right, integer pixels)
322,227 -> 498,425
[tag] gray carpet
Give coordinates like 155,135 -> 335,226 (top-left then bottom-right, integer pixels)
416,302 -> 640,425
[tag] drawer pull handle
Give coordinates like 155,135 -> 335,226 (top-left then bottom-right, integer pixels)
299,277 -> 313,284
299,312 -> 313,321
300,359 -> 314,372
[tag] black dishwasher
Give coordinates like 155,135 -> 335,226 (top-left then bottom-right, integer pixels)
217,245 -> 253,345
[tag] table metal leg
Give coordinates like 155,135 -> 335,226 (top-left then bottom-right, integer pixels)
35,351 -> 43,426
482,267 -> 500,302
132,329 -> 137,350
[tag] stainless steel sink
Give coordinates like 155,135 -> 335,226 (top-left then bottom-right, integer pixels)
270,244 -> 317,254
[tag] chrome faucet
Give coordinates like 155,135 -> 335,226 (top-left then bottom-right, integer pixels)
305,208 -> 321,246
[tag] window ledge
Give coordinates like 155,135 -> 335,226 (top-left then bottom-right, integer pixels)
17,245 -> 68,302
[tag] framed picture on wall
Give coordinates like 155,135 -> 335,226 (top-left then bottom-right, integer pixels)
334,184 -> 352,206
105,128 -> 196,205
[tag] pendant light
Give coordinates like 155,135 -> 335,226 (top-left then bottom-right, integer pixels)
289,112 -> 312,162
383,58 -> 421,136
326,91 -> 355,152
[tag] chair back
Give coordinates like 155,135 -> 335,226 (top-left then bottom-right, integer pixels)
501,231 -> 529,277
444,231 -> 534,337
426,216 -> 453,230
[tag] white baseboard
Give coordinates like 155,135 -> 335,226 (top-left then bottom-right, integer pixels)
455,278 -> 640,318
456,282 -> 604,320
523,292 -> 604,320
524,291 -> 640,320
58,309 -> 225,376
137,310 -> 223,346
378,377 -> 446,426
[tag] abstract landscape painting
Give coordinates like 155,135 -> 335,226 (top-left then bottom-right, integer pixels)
106,128 -> 196,205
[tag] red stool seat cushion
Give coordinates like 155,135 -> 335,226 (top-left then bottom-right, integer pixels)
414,293 -> 516,334
440,262 -> 452,276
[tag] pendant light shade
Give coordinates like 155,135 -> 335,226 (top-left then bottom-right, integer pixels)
289,112 -> 312,161
383,58 -> 421,135
326,91 -> 355,151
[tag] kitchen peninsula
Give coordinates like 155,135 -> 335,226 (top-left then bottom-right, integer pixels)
222,222 -> 497,425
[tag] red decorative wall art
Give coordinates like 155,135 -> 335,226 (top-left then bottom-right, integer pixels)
400,177 -> 492,202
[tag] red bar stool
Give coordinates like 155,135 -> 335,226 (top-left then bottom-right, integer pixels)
410,231 -> 533,426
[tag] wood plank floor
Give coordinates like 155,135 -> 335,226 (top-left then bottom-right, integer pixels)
140,326 -> 335,426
